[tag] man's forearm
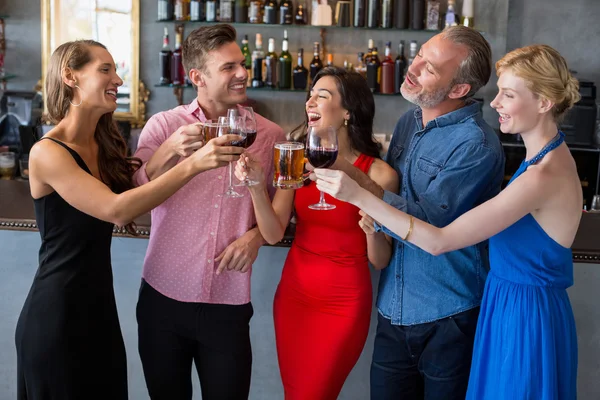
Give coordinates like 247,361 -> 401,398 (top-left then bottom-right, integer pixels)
145,141 -> 180,181
338,160 -> 384,199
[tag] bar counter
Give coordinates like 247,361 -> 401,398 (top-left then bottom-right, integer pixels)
1,180 -> 598,262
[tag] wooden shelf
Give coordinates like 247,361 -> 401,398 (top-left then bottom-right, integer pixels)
155,20 -> 442,34
154,83 -> 406,98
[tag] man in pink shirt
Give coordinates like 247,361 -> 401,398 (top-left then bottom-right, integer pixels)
133,24 -> 285,400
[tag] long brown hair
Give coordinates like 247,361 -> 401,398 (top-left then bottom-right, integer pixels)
45,40 -> 141,234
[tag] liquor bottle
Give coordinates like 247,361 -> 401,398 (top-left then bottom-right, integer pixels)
394,40 -> 407,93
279,0 -> 294,24
461,0 -> 474,27
190,0 -> 205,21
326,54 -> 334,67
309,42 -> 323,82
445,0 -> 458,28
407,40 -> 417,66
393,0 -> 408,29
175,0 -> 191,20
367,0 -> 379,28
241,35 -> 252,87
355,52 -> 367,79
410,0 -> 424,30
366,46 -> 380,92
293,48 -> 309,90
380,41 -> 395,94
313,0 -> 333,25
220,0 -> 234,21
364,39 -> 375,64
159,27 -> 172,85
206,0 -> 218,21
251,34 -> 265,87
158,0 -> 174,21
265,38 -> 278,88
235,0 -> 248,22
295,2 -> 308,24
248,0 -> 263,23
278,30 -> 292,89
353,0 -> 366,27
263,0 -> 278,23
425,0 -> 440,30
171,27 -> 185,85
381,0 -> 393,28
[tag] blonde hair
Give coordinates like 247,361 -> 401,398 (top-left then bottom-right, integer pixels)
496,44 -> 580,122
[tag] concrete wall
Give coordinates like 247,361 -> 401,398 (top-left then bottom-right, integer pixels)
1,231 -> 599,399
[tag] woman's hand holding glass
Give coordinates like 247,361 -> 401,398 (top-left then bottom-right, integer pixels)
234,154 -> 265,189
313,168 -> 362,205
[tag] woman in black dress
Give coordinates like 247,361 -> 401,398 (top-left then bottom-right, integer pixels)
15,40 -> 243,399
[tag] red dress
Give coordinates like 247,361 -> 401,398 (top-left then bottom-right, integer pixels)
273,154 -> 375,399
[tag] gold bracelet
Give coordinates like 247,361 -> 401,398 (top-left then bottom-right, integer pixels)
401,215 -> 414,242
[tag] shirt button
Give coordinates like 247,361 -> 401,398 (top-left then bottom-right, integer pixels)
214,204 -> 219,208
207,259 -> 212,263
218,176 -> 223,180
396,274 -> 400,279
210,232 -> 215,236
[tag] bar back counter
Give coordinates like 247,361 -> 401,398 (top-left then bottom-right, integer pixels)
1,179 -> 599,398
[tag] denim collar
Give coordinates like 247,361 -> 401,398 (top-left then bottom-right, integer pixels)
413,99 -> 482,131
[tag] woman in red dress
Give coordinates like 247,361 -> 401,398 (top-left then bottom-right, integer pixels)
235,67 -> 398,399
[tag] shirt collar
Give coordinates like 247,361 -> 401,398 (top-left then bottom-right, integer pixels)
186,98 -> 208,122
413,99 -> 482,131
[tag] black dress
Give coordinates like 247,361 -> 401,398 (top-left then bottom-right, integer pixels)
15,137 -> 128,399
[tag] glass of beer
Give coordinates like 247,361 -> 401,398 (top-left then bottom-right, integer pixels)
273,142 -> 305,189
201,120 -> 220,142
0,152 -> 16,180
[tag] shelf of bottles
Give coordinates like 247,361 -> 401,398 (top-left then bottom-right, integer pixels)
156,0 -> 474,33
156,0 -> 476,102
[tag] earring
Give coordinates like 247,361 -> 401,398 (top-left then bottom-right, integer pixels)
344,119 -> 348,126
69,84 -> 83,107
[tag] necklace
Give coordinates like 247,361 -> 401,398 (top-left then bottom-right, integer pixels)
524,131 -> 565,167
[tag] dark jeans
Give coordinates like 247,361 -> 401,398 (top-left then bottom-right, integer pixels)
370,307 -> 480,400
136,280 -> 253,400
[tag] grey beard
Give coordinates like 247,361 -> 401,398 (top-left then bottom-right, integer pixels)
400,82 -> 452,108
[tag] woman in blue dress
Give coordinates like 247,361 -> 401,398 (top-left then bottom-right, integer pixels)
313,44 -> 581,399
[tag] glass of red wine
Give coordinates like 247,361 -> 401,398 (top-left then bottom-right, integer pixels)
306,126 -> 338,210
218,114 -> 245,198
236,106 -> 259,186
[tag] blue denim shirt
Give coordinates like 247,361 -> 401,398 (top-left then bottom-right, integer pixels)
376,101 -> 505,325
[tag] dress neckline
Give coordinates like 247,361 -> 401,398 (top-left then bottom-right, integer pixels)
523,131 -> 565,167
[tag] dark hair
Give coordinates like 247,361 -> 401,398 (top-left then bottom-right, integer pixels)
45,40 -> 141,235
291,67 -> 381,159
182,24 -> 237,74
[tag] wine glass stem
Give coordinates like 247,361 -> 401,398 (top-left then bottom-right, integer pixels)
319,190 -> 326,204
229,161 -> 234,189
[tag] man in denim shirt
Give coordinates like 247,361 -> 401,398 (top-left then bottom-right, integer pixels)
324,27 -> 505,399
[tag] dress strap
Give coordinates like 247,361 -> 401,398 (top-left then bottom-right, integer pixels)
40,137 -> 92,175
353,153 -> 376,174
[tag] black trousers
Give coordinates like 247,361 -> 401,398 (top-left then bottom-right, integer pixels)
136,280 -> 253,400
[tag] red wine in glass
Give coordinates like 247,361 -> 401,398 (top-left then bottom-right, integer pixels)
231,130 -> 257,148
307,147 -> 338,168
